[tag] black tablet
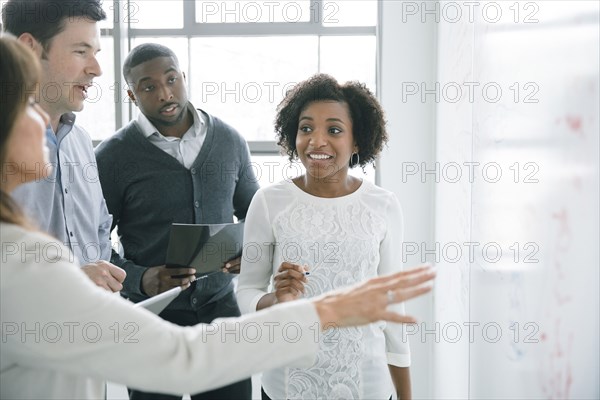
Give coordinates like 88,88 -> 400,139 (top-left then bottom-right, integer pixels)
165,222 -> 244,275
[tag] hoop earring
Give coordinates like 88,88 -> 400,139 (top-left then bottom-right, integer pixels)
350,152 -> 360,168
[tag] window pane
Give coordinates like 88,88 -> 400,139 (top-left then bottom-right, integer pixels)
98,0 -> 114,30
322,0 -> 378,27
196,0 -> 311,23
251,156 -> 375,188
189,36 -> 318,141
78,36 -> 116,141
319,36 -> 376,92
130,0 -> 183,29
129,37 -> 189,119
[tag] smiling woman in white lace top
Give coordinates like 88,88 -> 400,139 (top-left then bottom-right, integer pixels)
237,74 -> 414,400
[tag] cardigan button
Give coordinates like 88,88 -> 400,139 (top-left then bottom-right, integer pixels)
191,167 -> 197,175
194,201 -> 200,208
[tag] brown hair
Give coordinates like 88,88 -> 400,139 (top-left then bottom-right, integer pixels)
2,0 -> 106,58
0,36 -> 42,226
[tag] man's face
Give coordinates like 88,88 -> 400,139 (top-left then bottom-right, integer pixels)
39,18 -> 102,116
127,56 -> 189,129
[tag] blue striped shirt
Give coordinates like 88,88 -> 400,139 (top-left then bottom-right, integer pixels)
12,113 -> 112,266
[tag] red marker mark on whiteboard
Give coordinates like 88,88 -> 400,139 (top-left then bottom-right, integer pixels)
565,115 -> 583,135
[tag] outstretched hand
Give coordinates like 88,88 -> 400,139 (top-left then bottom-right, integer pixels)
313,265 -> 435,329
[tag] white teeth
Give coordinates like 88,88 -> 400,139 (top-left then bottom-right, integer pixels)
309,154 -> 332,160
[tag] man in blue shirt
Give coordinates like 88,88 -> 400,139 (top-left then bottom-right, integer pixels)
2,0 -> 125,291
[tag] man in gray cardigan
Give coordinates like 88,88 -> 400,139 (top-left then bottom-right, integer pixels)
95,43 -> 257,400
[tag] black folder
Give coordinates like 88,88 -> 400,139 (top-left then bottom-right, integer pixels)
165,222 -> 244,275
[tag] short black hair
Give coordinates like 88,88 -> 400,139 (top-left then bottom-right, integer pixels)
275,73 -> 388,168
123,43 -> 179,84
1,0 -> 106,55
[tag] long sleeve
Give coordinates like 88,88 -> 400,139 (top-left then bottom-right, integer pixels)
232,137 -> 260,221
98,196 -> 113,262
95,139 -> 148,298
378,193 -> 411,367
236,190 -> 275,313
12,121 -> 111,267
0,225 -> 319,399
95,115 -> 256,304
109,249 -> 148,297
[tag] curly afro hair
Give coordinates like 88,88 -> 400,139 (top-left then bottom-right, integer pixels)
275,73 -> 388,168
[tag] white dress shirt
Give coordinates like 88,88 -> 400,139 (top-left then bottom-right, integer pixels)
135,102 -> 206,169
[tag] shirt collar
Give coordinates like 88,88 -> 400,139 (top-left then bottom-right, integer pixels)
136,102 -> 205,140
46,112 -> 76,145
59,112 -> 76,126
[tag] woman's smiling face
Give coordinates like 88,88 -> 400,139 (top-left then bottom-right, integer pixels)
295,100 -> 356,183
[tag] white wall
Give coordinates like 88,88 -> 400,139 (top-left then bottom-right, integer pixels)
379,1 -> 437,398
433,2 -> 599,399
381,1 -> 600,399
379,2 -> 600,399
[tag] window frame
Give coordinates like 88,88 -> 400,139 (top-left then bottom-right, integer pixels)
97,0 -> 380,180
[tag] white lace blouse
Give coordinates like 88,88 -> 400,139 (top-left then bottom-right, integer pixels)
237,179 -> 410,400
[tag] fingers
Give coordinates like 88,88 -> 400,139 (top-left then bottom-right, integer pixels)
388,283 -> 433,304
149,266 -> 196,295
223,257 -> 241,274
276,287 -> 304,302
274,278 -> 306,298
379,268 -> 435,308
155,276 -> 193,295
176,275 -> 195,290
365,264 -> 432,287
380,311 -> 418,325
400,264 -> 434,275
380,265 -> 435,293
313,264 -> 436,329
274,262 -> 309,302
277,262 -> 309,282
387,264 -> 434,280
274,268 -> 308,294
105,276 -> 124,293
163,268 -> 195,288
391,270 -> 435,293
82,261 -> 125,293
167,267 -> 196,277
105,262 -> 126,283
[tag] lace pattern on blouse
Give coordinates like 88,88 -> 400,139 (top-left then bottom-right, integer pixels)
272,198 -> 387,399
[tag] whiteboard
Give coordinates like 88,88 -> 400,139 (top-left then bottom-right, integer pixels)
433,2 -> 599,399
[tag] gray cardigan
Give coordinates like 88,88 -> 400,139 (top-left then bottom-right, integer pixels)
95,109 -> 259,309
